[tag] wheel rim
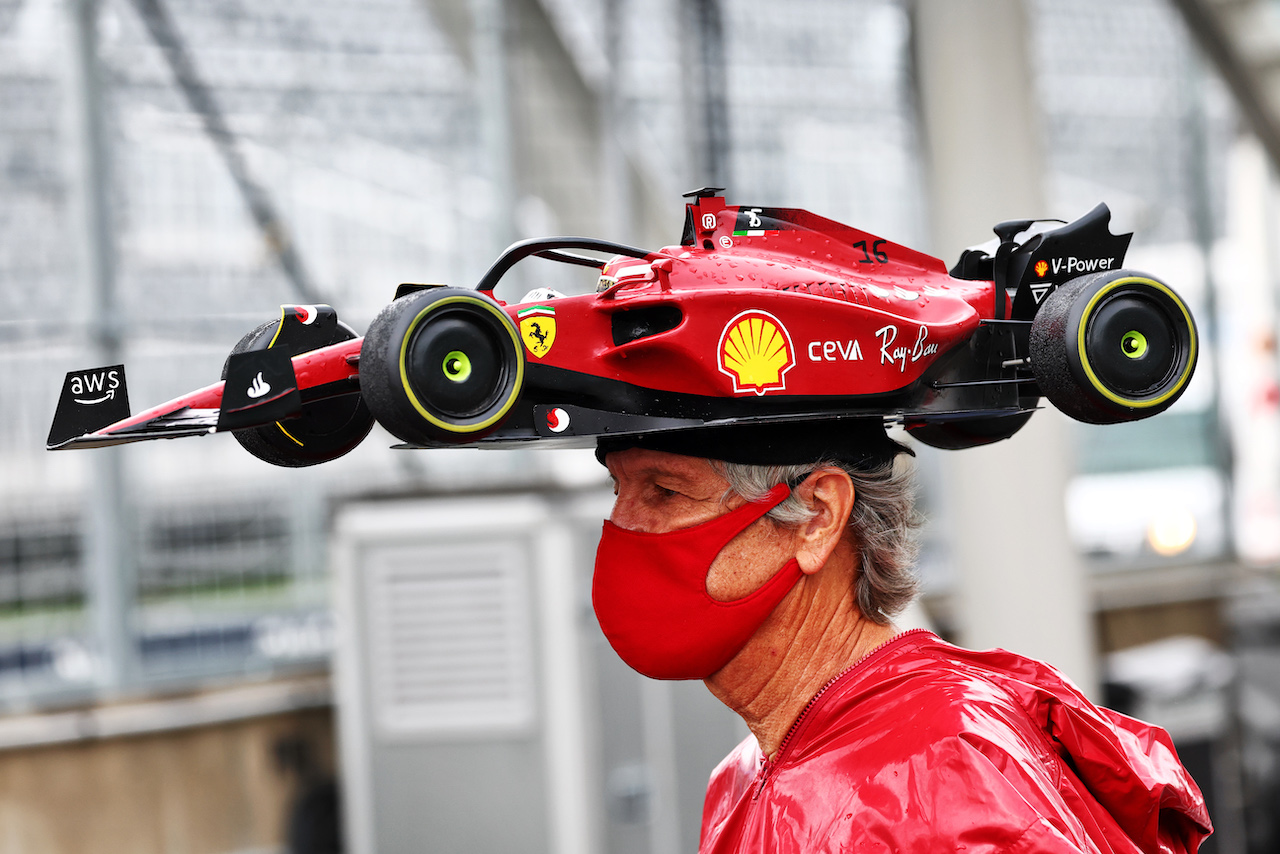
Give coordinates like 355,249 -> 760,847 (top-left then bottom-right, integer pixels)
1121,330 -> 1147,358
1076,277 -> 1196,408
406,312 -> 507,418
397,295 -> 523,432
1085,293 -> 1176,395
443,350 -> 473,383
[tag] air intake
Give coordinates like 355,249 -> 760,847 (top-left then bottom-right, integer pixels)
611,305 -> 683,345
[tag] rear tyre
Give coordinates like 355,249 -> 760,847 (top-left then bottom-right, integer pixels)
909,407 -> 1036,450
1029,270 -> 1197,424
222,320 -> 374,467
359,288 -> 524,445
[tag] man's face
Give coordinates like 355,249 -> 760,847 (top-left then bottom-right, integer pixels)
604,447 -> 802,601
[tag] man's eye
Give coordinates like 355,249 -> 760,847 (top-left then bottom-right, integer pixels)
654,485 -> 679,499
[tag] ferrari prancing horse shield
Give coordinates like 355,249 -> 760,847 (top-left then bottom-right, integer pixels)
518,305 -> 557,358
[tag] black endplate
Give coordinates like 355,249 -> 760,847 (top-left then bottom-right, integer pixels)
272,304 -> 340,355
1007,203 -> 1132,319
217,348 -> 302,432
532,403 -> 704,438
47,365 -> 131,448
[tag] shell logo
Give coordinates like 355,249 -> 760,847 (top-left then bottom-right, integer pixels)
1035,260 -> 1049,278
718,310 -> 796,395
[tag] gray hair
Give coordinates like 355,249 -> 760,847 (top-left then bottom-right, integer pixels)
709,458 -> 921,623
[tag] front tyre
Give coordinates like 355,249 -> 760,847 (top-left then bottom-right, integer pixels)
1029,270 -> 1197,424
222,317 -> 375,467
360,288 -> 525,445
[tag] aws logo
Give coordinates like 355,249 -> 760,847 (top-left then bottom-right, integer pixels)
718,310 -> 795,395
69,368 -> 121,405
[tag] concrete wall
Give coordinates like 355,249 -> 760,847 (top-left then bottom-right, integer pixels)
0,693 -> 334,854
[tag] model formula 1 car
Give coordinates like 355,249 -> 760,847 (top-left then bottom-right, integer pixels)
47,189 -> 1198,466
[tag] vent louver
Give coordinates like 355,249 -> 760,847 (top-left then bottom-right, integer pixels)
366,541 -> 535,737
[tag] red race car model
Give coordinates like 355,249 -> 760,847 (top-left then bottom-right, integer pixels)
47,190 -> 1198,466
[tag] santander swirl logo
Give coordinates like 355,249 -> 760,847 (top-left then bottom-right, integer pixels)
546,407 -> 570,433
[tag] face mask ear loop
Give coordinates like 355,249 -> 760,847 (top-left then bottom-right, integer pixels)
784,471 -> 814,489
745,473 -> 808,526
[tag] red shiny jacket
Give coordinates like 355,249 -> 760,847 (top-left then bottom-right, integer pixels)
700,630 -> 1211,853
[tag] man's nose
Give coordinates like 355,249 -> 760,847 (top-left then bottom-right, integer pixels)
608,490 -> 657,533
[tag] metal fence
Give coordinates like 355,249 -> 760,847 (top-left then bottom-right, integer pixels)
0,486 -> 333,704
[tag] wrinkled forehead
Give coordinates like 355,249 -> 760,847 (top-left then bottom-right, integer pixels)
601,446 -> 721,483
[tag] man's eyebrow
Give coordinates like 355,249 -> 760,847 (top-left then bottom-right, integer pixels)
642,464 -> 704,485
607,455 -> 713,486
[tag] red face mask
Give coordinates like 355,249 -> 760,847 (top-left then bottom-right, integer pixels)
592,483 -> 803,680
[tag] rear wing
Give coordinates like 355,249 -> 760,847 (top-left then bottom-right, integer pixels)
949,203 -> 1133,320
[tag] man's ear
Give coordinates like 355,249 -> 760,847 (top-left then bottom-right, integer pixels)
794,468 -> 855,575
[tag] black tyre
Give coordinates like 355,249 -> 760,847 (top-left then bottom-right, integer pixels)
1030,270 -> 1197,424
359,288 -> 524,444
221,319 -> 374,467
909,408 -> 1036,450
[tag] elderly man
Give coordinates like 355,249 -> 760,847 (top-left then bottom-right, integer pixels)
591,420 -> 1212,854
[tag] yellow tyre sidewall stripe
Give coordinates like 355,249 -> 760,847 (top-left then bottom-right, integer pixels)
1075,277 -> 1197,409
276,421 -> 305,446
249,306 -> 305,447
